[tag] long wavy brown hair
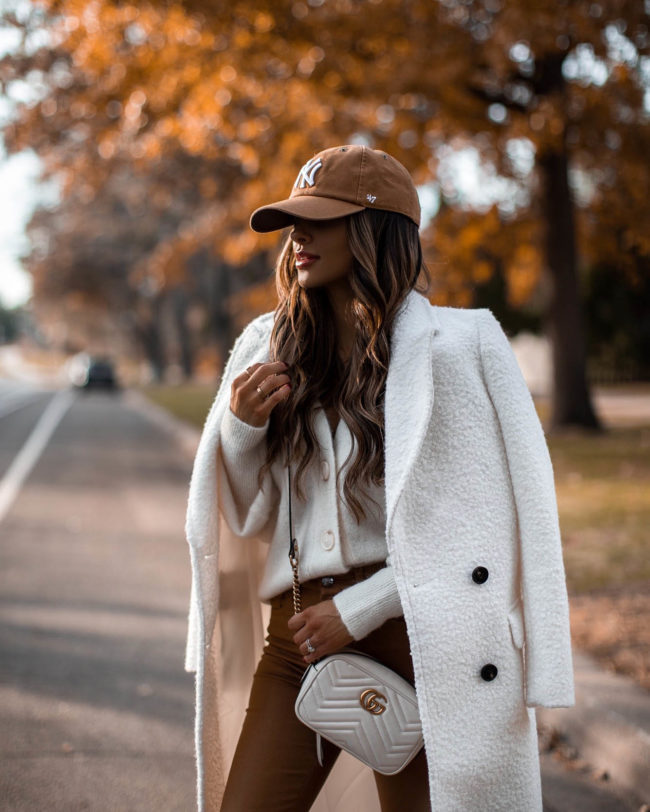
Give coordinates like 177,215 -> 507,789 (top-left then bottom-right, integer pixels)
258,207 -> 431,523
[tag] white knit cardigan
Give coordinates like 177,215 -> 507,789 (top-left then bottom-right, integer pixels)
217,400 -> 404,640
184,289 -> 576,811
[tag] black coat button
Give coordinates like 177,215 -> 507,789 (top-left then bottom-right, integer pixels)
481,663 -> 498,681
472,566 -> 489,584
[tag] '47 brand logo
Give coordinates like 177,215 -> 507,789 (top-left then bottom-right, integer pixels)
294,157 -> 323,189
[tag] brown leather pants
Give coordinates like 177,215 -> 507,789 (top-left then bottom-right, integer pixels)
220,563 -> 431,812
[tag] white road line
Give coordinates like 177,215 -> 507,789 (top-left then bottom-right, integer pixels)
0,392 -> 47,419
0,388 -> 77,525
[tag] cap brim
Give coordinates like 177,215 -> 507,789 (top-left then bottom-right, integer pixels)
250,195 -> 365,233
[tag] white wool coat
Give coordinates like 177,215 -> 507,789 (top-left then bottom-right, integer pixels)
183,288 -> 576,811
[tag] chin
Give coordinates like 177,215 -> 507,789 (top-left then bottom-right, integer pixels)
297,272 -> 320,288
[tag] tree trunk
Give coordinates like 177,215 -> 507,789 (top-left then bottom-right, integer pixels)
134,294 -> 166,383
211,260 -> 236,369
171,287 -> 194,379
538,145 -> 602,432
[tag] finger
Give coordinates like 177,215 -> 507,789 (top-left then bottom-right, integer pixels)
230,364 -> 265,399
247,361 -> 289,388
287,612 -> 306,632
259,380 -> 291,414
245,366 -> 290,403
232,367 -> 257,387
258,372 -> 291,398
300,635 -> 317,652
303,638 -> 327,664
300,637 -> 322,661
289,614 -> 313,647
293,623 -> 318,648
239,362 -> 264,380
293,627 -> 311,647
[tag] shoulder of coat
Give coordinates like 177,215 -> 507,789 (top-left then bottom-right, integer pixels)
433,304 -> 492,316
427,305 -> 503,350
248,310 -> 275,335
429,303 -> 494,327
237,310 -> 275,345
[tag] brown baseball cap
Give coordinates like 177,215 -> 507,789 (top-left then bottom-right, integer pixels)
250,144 -> 421,232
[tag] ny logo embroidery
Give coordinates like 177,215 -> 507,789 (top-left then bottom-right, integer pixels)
295,157 -> 323,189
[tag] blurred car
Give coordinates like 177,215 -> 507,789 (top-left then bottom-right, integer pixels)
67,353 -> 119,390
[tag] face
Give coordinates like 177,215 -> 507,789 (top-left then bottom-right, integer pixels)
289,216 -> 355,292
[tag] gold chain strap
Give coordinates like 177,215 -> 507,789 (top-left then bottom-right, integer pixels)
289,542 -> 302,615
287,447 -> 302,615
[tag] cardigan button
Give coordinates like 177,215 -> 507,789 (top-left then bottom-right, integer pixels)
320,530 -> 335,551
321,576 -> 335,587
320,459 -> 330,480
480,663 -> 498,681
472,566 -> 489,584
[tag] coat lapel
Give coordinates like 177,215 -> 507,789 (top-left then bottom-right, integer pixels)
384,290 -> 441,541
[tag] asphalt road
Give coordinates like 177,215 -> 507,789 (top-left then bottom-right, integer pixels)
0,378 -> 645,811
0,382 -> 195,811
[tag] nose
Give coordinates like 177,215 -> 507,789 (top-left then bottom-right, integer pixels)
290,219 -> 312,245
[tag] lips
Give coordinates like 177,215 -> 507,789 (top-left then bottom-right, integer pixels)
296,252 -> 319,268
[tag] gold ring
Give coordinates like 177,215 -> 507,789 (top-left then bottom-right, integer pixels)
244,367 -> 253,378
256,385 -> 267,401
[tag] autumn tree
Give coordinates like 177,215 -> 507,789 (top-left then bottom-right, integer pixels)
2,0 -> 648,424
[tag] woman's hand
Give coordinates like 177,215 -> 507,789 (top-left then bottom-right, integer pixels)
288,600 -> 354,664
230,361 -> 291,427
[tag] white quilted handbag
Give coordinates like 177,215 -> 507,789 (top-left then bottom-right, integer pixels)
286,459 -> 424,775
295,649 -> 424,774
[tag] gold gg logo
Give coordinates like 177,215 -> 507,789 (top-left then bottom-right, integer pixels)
359,689 -> 387,715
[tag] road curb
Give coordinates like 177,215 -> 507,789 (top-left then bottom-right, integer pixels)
121,389 -> 202,460
537,649 -> 650,804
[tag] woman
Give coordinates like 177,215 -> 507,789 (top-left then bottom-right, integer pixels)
184,145 -> 576,812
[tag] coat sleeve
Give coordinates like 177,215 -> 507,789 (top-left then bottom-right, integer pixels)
476,309 -> 576,708
183,315 -> 271,673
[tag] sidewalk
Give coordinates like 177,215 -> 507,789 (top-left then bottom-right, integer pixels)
125,387 -> 650,807
538,649 -> 650,805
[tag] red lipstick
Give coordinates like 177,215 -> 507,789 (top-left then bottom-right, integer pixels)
296,251 -> 319,268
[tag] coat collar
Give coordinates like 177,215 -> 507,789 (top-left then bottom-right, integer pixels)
384,289 -> 440,539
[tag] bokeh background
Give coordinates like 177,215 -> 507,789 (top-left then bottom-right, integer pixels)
0,1 -> 649,808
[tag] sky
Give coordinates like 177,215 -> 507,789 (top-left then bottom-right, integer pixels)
0,145 -> 46,309
0,3 -> 43,310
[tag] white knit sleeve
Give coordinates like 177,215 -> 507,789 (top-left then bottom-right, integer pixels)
216,406 -> 279,537
332,555 -> 403,641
